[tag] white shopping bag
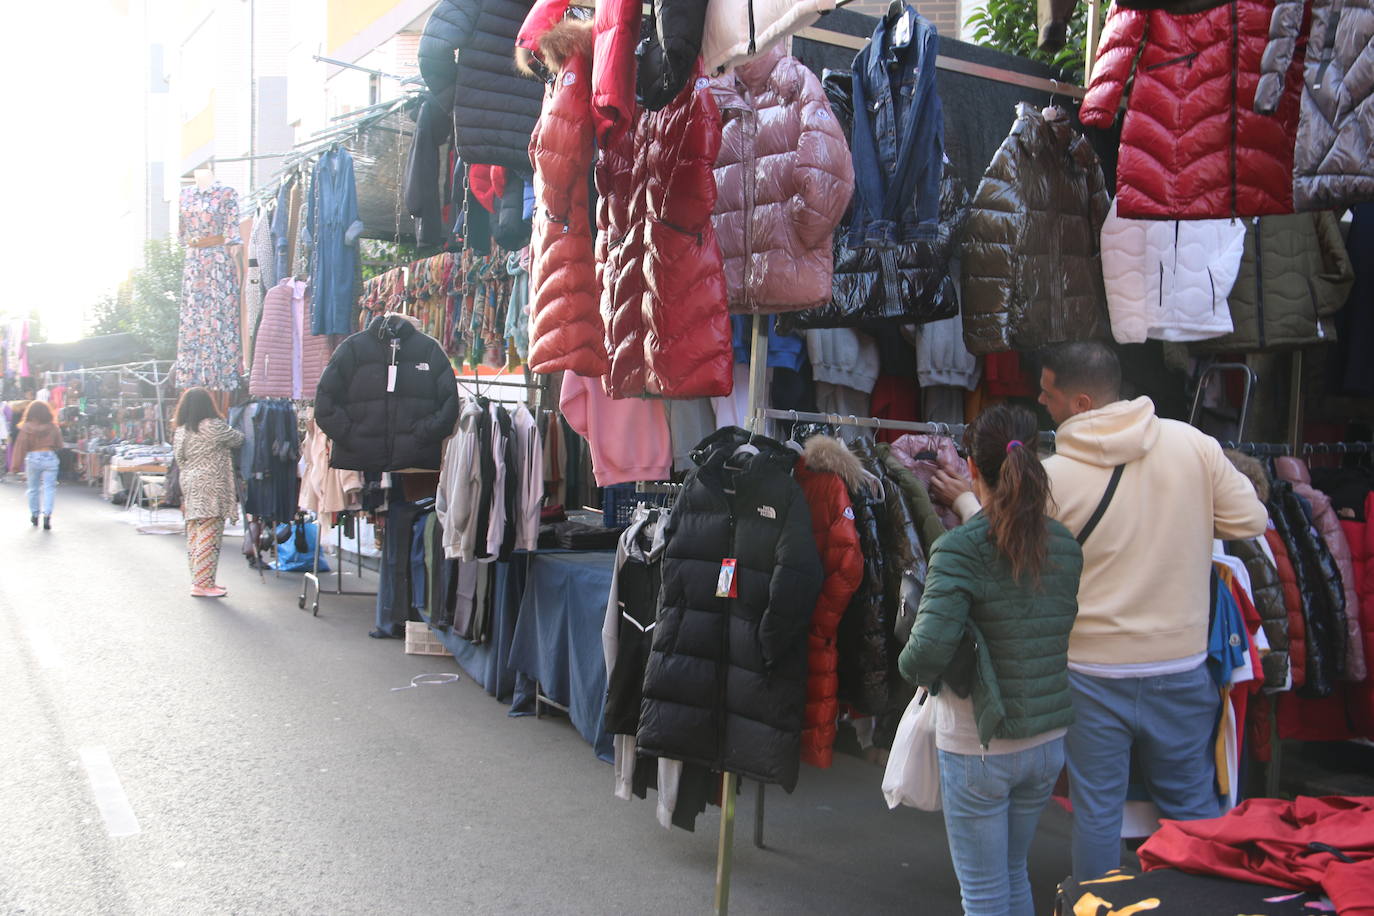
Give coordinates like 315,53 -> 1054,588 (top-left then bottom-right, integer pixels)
881,687 -> 941,811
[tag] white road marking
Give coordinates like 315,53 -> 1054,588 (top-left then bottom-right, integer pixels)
78,746 -> 141,838
27,627 -> 63,669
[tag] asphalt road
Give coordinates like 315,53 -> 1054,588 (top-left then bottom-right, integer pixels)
0,478 -> 1073,915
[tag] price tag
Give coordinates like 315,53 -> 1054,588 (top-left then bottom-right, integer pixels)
387,365 -> 398,392
716,559 -> 738,598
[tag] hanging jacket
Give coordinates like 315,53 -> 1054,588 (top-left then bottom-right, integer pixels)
707,43 -> 854,314
1256,0 -> 1374,210
519,14 -> 611,377
701,0 -> 836,74
961,104 -> 1112,355
635,0 -> 710,111
1276,457 -> 1366,681
307,147 -> 365,336
1226,536 -> 1291,688
887,433 -> 971,530
493,175 -> 533,250
1270,479 -> 1345,697
419,0 -> 544,175
603,506 -> 669,736
1081,0 -> 1305,218
793,435 -> 865,768
1101,199 -> 1247,344
404,98 -> 452,247
805,328 -> 880,394
1266,525 -> 1308,688
874,442 -> 947,557
591,0 -> 641,143
250,279 -> 336,400
854,439 -> 929,650
780,70 -> 967,331
1191,212 -> 1354,352
835,450 -> 890,719
314,315 -> 461,473
638,428 -> 823,791
600,75 -> 735,399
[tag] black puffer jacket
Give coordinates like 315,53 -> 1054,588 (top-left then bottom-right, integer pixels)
1225,537 -> 1290,689
405,98 -> 453,247
635,0 -> 709,111
315,315 -> 461,472
778,71 -> 968,332
419,0 -> 543,174
1269,480 -> 1346,698
492,176 -> 531,250
638,428 -> 823,791
836,443 -> 890,720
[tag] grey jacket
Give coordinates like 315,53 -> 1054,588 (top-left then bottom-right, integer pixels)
806,328 -> 880,394
1257,0 -> 1374,210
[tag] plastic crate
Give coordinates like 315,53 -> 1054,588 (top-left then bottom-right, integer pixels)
601,483 -> 674,527
404,621 -> 452,657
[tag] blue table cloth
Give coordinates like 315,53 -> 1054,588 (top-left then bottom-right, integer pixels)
421,559 -> 528,705
508,551 -> 616,762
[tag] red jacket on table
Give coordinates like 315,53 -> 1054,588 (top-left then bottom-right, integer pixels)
519,10 -> 610,378
1080,0 -> 1305,218
793,435 -> 865,768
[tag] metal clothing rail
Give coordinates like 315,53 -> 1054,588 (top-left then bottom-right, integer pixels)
300,516 -> 376,616
755,407 -> 967,439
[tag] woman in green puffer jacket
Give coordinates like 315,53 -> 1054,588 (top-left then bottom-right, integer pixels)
897,404 -> 1082,916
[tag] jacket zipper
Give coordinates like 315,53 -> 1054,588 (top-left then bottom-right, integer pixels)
1145,51 -> 1199,70
655,216 -> 704,245
1229,0 -> 1239,216
545,209 -> 570,234
719,497 -> 736,773
1307,277 -> 1326,338
1254,218 -> 1267,349
1208,267 -> 1217,312
741,84 -> 758,310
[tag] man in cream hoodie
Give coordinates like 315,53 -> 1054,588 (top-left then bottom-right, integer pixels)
937,341 -> 1267,879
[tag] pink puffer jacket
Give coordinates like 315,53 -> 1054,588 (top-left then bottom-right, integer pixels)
1276,457 -> 1366,682
707,42 -> 853,314
887,433 -> 970,530
251,278 -> 336,400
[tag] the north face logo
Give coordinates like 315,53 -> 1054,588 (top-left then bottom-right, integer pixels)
758,505 -> 776,519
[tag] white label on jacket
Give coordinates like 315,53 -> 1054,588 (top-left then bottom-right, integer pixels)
758,505 -> 776,519
415,362 -> 429,371
563,72 -> 576,86
387,365 -> 397,392
843,506 -> 855,520
695,77 -> 709,91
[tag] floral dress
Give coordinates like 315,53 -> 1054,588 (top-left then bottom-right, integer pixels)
177,184 -> 244,391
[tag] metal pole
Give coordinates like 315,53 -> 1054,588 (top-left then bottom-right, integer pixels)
1288,351 -> 1304,452
1084,0 -> 1102,84
714,772 -> 737,915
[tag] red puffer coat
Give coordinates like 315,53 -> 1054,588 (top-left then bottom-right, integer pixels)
592,0 -> 640,144
520,14 -> 610,378
1081,0 -> 1305,218
793,435 -> 865,769
599,74 -> 733,398
1266,525 -> 1307,688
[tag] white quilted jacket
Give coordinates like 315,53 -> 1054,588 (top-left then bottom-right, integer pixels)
1101,199 -> 1247,344
701,0 -> 835,75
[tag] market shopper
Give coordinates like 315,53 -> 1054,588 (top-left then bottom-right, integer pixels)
9,400 -> 64,529
932,342 -> 1269,880
172,387 -> 244,598
899,404 -> 1082,916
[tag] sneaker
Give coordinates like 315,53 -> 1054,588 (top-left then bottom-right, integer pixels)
42,516 -> 50,531
191,586 -> 228,598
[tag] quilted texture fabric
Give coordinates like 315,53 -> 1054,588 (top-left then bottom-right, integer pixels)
1191,211 -> 1353,352
701,0 -> 836,75
523,16 -> 610,377
1257,0 -> 1374,210
1081,0 -> 1305,218
1266,526 -> 1307,688
708,44 -> 854,314
591,0 -> 641,143
1101,198 -> 1247,344
961,104 -> 1112,355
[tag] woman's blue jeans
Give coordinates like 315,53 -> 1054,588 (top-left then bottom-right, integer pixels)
938,738 -> 1064,916
25,450 -> 59,516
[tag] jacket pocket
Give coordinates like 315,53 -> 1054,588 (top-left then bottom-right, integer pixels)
1146,52 -> 1199,71
653,216 -> 704,245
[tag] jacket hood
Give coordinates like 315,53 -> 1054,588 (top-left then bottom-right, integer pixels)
1053,396 -> 1159,467
515,1 -> 591,75
691,426 -> 799,475
367,313 -> 419,342
1226,450 -> 1272,502
800,434 -> 868,493
623,505 -> 670,564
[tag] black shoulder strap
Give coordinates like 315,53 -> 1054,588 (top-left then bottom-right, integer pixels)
1077,464 -> 1126,546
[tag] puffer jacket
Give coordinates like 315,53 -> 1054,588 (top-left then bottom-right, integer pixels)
250,278 -> 336,400
1266,526 -> 1307,688
854,439 -> 929,649
591,0 -> 641,143
708,43 -> 854,314
1192,212 -> 1354,352
636,0 -> 710,111
794,435 -> 865,769
493,176 -> 532,250
701,0 -> 836,74
1256,0 -> 1374,210
1277,457 -> 1366,681
875,443 -> 947,558
836,454 -> 890,719
898,513 -> 1083,747
637,428 -> 823,791
1101,199 -> 1247,345
961,104 -> 1111,355
887,433 -> 971,530
780,72 -> 967,331
419,0 -> 544,174
1270,479 -> 1346,697
1228,536 -> 1291,688
600,75 -> 734,398
519,14 -> 610,378
1081,0 -> 1305,218
314,315 -> 461,473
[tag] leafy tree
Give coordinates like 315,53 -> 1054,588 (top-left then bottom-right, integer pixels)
89,239 -> 184,359
965,0 -> 1097,84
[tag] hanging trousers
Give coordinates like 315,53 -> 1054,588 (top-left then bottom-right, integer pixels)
186,517 -> 226,588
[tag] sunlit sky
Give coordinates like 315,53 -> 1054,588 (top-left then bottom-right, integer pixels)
1,2 -> 145,342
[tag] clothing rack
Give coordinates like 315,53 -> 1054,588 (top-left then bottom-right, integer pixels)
300,516 -> 375,616
754,406 -> 967,439
1218,440 -> 1374,457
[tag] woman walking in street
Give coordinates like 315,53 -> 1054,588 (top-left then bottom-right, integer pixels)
898,405 -> 1082,916
9,400 -> 64,529
173,387 -> 244,598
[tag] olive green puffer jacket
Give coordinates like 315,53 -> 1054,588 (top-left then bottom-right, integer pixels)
897,512 -> 1082,746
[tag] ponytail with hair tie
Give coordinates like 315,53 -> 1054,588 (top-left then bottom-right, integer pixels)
965,406 -> 1053,584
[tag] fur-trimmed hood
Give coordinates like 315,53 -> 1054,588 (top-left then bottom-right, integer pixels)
516,16 -> 592,76
1225,449 -> 1272,503
801,435 -> 869,494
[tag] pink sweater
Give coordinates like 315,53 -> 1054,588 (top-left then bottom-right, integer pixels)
559,372 -> 671,486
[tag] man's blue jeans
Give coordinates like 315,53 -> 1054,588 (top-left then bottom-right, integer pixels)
25,451 -> 59,517
1066,665 -> 1220,880
938,738 -> 1064,916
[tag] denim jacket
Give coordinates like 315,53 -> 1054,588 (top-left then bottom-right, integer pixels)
847,6 -> 944,248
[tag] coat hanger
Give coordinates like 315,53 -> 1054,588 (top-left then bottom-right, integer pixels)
1043,80 -> 1068,122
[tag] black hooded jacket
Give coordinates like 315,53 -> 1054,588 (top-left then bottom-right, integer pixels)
635,0 -> 709,111
314,315 -> 460,472
637,428 -> 823,791
1269,480 -> 1346,698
